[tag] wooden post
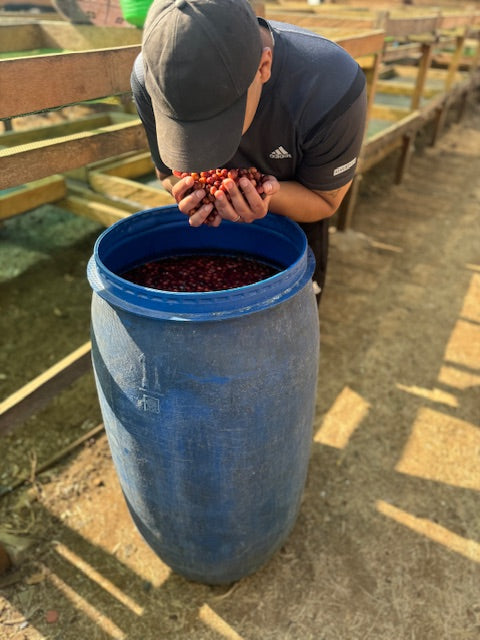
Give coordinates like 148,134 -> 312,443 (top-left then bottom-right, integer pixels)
395,133 -> 414,184
364,49 -> 382,132
445,33 -> 466,91
430,102 -> 448,146
411,42 -> 434,111
335,172 -> 363,232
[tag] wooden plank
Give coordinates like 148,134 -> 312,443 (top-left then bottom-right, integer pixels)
384,15 -> 439,38
438,13 -> 473,31
65,178 -> 142,212
382,43 -> 423,63
2,0 -> 55,8
360,109 -> 431,168
0,175 -> 66,219
89,172 -> 176,208
335,30 -> 385,59
0,342 -> 92,435
0,119 -> 148,189
38,21 -> 143,49
370,104 -> 409,121
96,151 -> 155,179
0,45 -> 140,119
265,10 -> 378,29
58,193 -> 135,227
64,149 -> 145,181
375,79 -> 439,98
0,114 -> 115,147
0,24 -> 47,53
360,138 -> 403,173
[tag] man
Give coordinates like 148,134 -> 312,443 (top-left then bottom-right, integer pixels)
131,0 -> 367,302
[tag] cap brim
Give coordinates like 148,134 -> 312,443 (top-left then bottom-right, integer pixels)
152,91 -> 247,173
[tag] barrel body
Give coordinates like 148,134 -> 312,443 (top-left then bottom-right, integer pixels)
88,206 -> 319,584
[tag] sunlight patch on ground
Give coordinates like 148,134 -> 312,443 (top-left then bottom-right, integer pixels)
438,364 -> 480,390
444,319 -> 480,370
199,604 -> 245,640
314,386 -> 370,448
460,272 -> 480,323
42,442 -> 171,588
395,407 -> 480,491
466,263 -> 480,273
53,543 -> 144,616
45,565 -> 126,639
396,384 -> 458,407
376,500 -> 480,563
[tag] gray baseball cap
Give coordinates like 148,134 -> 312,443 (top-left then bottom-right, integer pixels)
142,0 -> 263,172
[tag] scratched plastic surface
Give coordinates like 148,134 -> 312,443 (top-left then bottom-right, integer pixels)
87,206 -> 319,584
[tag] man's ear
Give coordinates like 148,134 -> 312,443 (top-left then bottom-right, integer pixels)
258,47 -> 272,84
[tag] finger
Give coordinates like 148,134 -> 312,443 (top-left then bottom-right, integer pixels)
172,175 -> 194,203
260,177 -> 278,196
237,178 -> 268,218
214,189 -> 245,222
188,202 -> 214,227
204,211 -> 223,227
179,187 -> 208,216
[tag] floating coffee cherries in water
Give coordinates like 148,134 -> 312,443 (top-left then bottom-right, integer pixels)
122,254 -> 281,293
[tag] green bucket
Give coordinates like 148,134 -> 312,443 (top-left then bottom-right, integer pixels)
119,0 -> 153,27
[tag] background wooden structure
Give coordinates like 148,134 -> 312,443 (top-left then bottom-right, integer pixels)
1,1 -> 480,433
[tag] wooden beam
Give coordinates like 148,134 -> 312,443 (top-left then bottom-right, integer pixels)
0,24 -> 47,53
445,34 -> 467,90
375,79 -> 439,99
65,178 -> 142,212
0,175 -> 66,219
95,151 -> 155,179
88,172 -> 176,208
369,104 -> 409,122
411,42 -> 434,110
382,42 -> 423,63
0,114 -> 117,147
264,10 -> 378,30
0,119 -> 148,189
335,30 -> 385,60
359,107 -> 430,176
38,22 -> 142,50
384,15 -> 439,39
58,193 -> 135,227
0,342 -> 92,435
0,45 -> 140,119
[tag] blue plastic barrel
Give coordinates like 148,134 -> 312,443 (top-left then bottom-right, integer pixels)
87,206 -> 319,584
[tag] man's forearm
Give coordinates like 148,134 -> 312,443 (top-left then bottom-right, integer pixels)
269,180 -> 352,224
157,168 -> 178,194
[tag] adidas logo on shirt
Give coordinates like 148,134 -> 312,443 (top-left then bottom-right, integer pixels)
269,146 -> 292,159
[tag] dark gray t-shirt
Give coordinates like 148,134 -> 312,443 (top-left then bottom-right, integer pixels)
131,18 -> 367,293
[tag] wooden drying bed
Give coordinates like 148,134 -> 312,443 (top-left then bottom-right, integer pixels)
1,12 -> 478,434
0,22 -> 386,434
262,4 -> 480,228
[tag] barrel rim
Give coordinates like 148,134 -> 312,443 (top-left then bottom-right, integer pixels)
88,206 -> 315,321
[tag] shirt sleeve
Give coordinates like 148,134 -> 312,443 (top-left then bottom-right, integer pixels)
130,54 -> 172,176
297,74 -> 367,192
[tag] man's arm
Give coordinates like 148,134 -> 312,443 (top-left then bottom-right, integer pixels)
159,167 -> 350,227
156,168 -> 177,192
268,180 -> 353,224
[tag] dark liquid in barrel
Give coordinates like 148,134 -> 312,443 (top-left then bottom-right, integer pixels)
122,254 -> 281,292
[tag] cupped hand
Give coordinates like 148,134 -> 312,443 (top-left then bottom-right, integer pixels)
171,174 -> 219,227
214,175 -> 279,224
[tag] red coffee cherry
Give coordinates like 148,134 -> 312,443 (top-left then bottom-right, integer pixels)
173,167 -> 268,223
122,254 -> 279,292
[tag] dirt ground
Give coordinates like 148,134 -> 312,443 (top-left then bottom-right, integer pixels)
0,96 -> 479,639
